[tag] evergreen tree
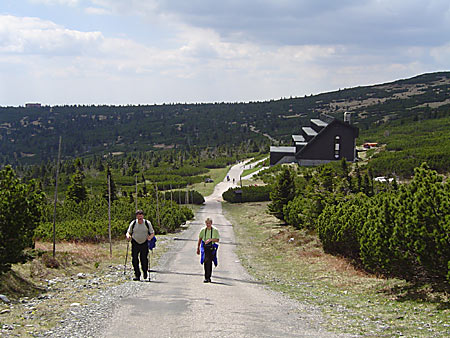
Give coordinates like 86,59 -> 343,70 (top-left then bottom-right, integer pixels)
66,170 -> 87,203
268,166 -> 295,221
0,166 -> 45,272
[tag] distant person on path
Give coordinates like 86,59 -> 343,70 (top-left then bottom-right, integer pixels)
197,217 -> 219,283
126,210 -> 155,281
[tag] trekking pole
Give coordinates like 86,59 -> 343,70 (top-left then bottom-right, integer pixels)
124,240 -> 129,276
148,250 -> 153,282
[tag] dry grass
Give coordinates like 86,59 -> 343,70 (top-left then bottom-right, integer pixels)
0,240 -> 128,300
222,201 -> 450,337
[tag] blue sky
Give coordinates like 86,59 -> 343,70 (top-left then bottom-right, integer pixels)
1,0 -> 449,106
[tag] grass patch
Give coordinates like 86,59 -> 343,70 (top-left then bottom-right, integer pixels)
190,166 -> 230,197
222,201 -> 450,337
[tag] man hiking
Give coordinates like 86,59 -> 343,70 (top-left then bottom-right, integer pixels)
126,209 -> 155,281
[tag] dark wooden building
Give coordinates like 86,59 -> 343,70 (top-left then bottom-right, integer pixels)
270,113 -> 359,166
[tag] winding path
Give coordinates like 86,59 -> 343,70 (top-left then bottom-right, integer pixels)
101,161 -> 346,337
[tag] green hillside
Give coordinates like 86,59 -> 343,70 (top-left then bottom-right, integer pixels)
360,115 -> 450,177
1,71 -> 449,176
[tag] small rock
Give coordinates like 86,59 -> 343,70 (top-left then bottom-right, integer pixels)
0,309 -> 11,314
0,295 -> 10,304
77,273 -> 86,279
70,302 -> 81,307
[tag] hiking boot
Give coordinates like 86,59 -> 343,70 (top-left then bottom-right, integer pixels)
133,276 -> 140,281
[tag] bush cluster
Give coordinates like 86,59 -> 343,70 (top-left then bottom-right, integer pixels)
222,185 -> 272,203
0,166 -> 46,273
163,190 -> 205,205
34,195 -> 193,242
269,161 -> 450,283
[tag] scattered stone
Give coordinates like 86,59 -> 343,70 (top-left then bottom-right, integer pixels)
0,309 -> 11,314
2,324 -> 14,330
77,273 -> 87,279
0,294 -> 10,303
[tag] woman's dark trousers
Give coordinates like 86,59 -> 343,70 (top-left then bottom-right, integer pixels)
204,248 -> 214,280
131,239 -> 149,279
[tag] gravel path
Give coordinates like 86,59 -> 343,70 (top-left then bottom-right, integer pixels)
40,161 -> 355,338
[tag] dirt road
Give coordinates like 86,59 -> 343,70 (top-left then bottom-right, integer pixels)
102,161 -> 347,337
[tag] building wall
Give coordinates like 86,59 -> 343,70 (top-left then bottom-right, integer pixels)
297,122 -> 357,162
298,159 -> 333,166
270,152 -> 296,165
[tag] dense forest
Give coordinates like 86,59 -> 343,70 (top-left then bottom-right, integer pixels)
1,71 -> 449,168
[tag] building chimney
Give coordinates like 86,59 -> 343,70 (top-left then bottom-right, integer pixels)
344,111 -> 351,124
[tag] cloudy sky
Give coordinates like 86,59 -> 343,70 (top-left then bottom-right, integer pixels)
1,0 -> 449,106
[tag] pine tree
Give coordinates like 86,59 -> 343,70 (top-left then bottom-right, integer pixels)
0,166 -> 45,272
268,166 -> 295,221
66,169 -> 87,203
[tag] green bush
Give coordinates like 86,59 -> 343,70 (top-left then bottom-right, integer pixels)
389,164 -> 450,281
317,194 -> 369,259
281,160 -> 449,283
222,185 -> 272,203
34,194 -> 194,241
268,167 -> 295,221
0,166 -> 45,272
359,193 -> 399,274
163,190 -> 205,205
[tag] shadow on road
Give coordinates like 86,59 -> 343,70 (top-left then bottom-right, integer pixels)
173,237 -> 238,245
151,269 -> 264,286
186,222 -> 234,227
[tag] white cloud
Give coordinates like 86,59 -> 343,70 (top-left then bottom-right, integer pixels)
29,0 -> 80,6
85,7 -> 112,15
0,15 -> 103,55
97,0 -> 450,48
1,1 -> 448,105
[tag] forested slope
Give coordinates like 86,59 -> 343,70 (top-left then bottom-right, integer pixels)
1,71 -> 449,166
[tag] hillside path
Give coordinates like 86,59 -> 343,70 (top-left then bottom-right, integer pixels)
101,161 -> 345,338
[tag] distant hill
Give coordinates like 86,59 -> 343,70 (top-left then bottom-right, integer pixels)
1,71 -> 449,165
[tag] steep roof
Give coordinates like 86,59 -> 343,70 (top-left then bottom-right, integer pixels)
295,118 -> 359,158
270,146 -> 296,153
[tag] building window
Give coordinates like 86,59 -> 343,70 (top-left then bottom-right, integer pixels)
334,135 -> 340,159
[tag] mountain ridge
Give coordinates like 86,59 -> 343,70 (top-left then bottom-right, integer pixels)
1,71 -> 449,165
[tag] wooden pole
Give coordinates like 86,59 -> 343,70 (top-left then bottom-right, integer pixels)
135,175 -> 138,212
155,184 -> 161,230
52,136 -> 62,258
108,173 -> 112,258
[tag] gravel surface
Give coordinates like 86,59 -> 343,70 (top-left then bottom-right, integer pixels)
39,247 -> 180,338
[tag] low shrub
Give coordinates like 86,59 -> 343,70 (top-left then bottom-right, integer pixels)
222,185 -> 272,203
163,190 -> 205,205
